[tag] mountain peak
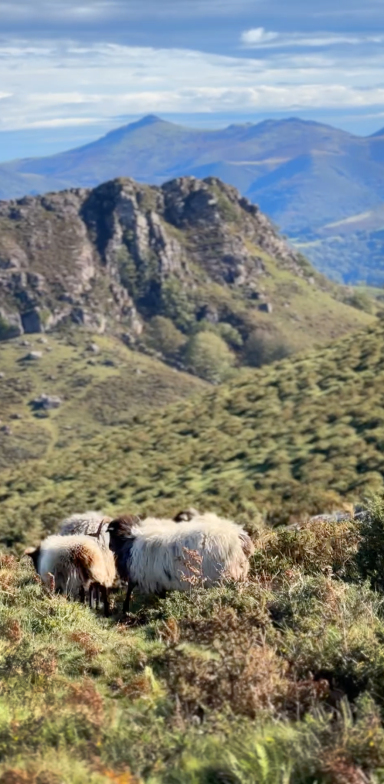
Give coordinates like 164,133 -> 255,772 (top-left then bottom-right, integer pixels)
369,126 -> 384,138
134,114 -> 165,128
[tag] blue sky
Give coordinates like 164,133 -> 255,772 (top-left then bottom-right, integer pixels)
1,0 -> 384,160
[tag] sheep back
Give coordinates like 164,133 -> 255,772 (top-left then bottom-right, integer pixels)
58,510 -> 106,535
128,515 -> 251,594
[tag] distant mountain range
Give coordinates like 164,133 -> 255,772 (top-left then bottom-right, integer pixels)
1,115 -> 384,284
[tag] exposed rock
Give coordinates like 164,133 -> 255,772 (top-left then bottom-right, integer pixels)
259,302 -> 273,314
70,307 -> 106,333
31,393 -> 62,411
21,308 -> 43,334
0,309 -> 23,339
87,343 -> 100,354
24,351 -> 43,361
0,425 -> 11,435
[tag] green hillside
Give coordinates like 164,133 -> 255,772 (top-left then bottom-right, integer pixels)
2,321 -> 384,547
0,331 -> 206,472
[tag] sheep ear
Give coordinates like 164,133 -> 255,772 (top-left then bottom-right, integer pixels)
23,547 -> 37,557
23,546 -> 40,570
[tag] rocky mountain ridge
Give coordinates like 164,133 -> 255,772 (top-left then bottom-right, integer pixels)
1,115 -> 384,284
0,175 -> 373,371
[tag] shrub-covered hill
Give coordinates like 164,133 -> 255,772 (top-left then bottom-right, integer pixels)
0,331 -> 206,472
2,321 -> 384,546
0,176 -> 375,383
3,509 -> 384,782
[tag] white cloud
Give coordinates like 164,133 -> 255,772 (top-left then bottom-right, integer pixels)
27,117 -> 103,127
1,40 -> 384,131
241,29 -> 384,48
241,28 -> 278,45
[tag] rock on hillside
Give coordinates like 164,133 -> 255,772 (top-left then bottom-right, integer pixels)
0,176 -> 373,367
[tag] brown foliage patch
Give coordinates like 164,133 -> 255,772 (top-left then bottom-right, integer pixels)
163,609 -> 287,719
98,768 -> 142,784
256,519 -> 360,578
110,674 -> 153,700
320,757 -> 369,784
67,678 -> 104,727
0,772 -> 30,784
0,555 -> 17,571
70,631 -> 101,659
158,617 -> 180,644
2,620 -> 22,643
163,608 -> 332,720
0,770 -> 61,784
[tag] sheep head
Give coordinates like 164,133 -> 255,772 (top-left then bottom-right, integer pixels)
173,507 -> 200,523
107,515 -> 141,538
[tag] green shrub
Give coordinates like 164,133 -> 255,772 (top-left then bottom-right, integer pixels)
160,279 -> 197,332
184,332 -> 235,382
355,497 -> 384,590
344,291 -> 374,314
145,317 -> 186,359
244,331 -> 293,368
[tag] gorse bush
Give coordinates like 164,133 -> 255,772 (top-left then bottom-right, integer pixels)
3,512 -> 384,781
354,497 -> 384,591
5,322 -> 384,538
253,518 -> 361,579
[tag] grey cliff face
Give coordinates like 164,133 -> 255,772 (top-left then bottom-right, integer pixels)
0,175 -> 315,343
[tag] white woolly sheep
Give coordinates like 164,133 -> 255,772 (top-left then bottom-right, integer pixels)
57,511 -> 116,606
107,512 -> 255,612
24,533 -> 116,616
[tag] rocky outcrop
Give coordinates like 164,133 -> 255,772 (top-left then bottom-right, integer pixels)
0,175 -> 348,354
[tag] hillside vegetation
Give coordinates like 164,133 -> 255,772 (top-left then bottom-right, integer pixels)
0,176 -> 374,383
2,321 -> 384,546
0,332 -> 206,472
1,115 -> 384,283
3,503 -> 384,782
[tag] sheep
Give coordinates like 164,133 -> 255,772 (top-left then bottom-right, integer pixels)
57,510 -> 113,541
107,512 -> 255,613
173,509 -> 254,557
24,533 -> 116,617
57,511 -> 116,608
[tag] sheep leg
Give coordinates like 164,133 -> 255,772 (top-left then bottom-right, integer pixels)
94,583 -> 100,609
101,585 -> 110,618
158,589 -> 167,600
89,584 -> 95,610
123,581 -> 134,614
79,585 -> 85,604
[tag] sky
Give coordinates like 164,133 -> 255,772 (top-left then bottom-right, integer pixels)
1,0 -> 384,161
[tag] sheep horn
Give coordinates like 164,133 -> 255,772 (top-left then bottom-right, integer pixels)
88,518 -> 109,538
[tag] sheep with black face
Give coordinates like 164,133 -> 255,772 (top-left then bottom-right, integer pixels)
107,512 -> 254,613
